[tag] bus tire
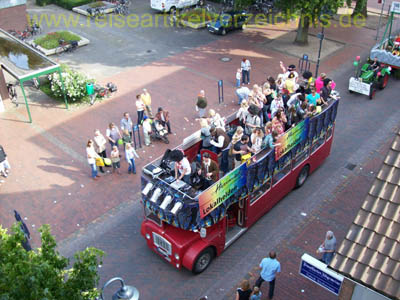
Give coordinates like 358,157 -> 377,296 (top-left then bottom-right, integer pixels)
296,165 -> 309,188
192,247 -> 214,274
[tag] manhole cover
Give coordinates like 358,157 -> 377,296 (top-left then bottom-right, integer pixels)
146,49 -> 152,53
220,57 -> 232,62
345,163 -> 356,171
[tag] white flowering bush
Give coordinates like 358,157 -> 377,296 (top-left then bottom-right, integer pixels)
48,66 -> 93,102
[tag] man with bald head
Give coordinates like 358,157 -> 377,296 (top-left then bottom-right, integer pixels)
255,251 -> 281,299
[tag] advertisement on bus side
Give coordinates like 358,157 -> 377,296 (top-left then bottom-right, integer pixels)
199,163 -> 248,218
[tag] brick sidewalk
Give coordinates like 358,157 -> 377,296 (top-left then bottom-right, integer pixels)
225,128 -> 398,299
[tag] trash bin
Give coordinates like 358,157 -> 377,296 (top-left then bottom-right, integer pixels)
86,83 -> 94,95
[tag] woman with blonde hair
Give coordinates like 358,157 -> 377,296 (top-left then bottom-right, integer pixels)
236,100 -> 249,127
208,109 -> 225,131
251,127 -> 264,153
231,126 -> 244,145
86,139 -> 101,180
235,279 -> 252,300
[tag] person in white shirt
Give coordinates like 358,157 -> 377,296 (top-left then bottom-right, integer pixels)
135,94 -> 145,126
270,95 -> 284,119
175,156 -> 191,184
93,129 -> 108,173
280,61 -> 299,82
236,86 -> 250,105
125,143 -> 139,174
241,58 -> 251,84
142,116 -> 152,146
86,139 -> 101,180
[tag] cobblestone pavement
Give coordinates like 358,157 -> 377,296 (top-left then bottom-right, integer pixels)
0,2 -> 399,299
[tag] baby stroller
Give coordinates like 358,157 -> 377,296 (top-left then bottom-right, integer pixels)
151,120 -> 169,144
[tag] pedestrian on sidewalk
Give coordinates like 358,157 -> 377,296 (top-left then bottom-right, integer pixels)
196,90 -> 208,118
86,139 -> 101,180
155,107 -> 172,134
106,122 -> 122,149
110,145 -> 121,174
142,116 -> 152,146
93,129 -> 108,173
317,230 -> 337,264
141,88 -> 153,118
0,144 -> 11,178
125,143 -> 139,174
236,68 -> 241,87
235,279 -> 252,300
136,94 -> 145,126
121,112 -> 133,140
241,58 -> 251,85
255,251 -> 281,299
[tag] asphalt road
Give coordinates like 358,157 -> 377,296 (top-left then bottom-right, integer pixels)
58,50 -> 400,299
27,1 -> 220,79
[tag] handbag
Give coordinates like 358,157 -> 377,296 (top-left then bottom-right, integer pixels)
103,158 -> 112,166
96,157 -> 105,167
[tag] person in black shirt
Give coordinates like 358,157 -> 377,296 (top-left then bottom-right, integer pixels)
232,135 -> 254,168
321,78 -> 332,104
236,280 -> 252,300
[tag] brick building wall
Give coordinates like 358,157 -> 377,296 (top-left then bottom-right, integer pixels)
0,2 -> 28,31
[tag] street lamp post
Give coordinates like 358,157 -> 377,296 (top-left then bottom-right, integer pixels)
315,26 -> 325,79
376,0 -> 386,40
99,277 -> 139,300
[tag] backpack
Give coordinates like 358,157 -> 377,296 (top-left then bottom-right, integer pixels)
106,82 -> 118,92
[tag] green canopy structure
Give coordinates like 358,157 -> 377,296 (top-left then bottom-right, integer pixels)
0,28 -> 68,123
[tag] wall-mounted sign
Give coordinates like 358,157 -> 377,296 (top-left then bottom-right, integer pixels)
299,253 -> 344,296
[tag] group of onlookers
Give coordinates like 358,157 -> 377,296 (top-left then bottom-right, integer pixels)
86,89 -> 172,180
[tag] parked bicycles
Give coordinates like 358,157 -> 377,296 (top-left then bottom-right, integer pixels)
114,3 -> 129,15
56,39 -> 78,55
87,7 -> 106,18
8,28 -> 31,41
90,82 -> 118,105
28,22 -> 42,36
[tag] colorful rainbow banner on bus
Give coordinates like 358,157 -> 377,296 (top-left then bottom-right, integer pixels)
275,118 -> 309,161
199,163 -> 248,219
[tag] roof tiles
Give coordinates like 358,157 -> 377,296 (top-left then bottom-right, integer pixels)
330,130 -> 400,299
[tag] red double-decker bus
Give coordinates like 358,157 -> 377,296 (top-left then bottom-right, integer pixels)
140,99 -> 339,273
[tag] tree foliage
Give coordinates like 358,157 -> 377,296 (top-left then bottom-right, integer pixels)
0,224 -> 104,300
352,0 -> 368,17
276,0 -> 345,44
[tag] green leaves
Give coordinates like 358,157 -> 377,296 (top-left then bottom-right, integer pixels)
0,224 -> 103,300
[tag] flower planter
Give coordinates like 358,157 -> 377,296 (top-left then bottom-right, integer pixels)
72,1 -> 116,16
28,31 -> 90,56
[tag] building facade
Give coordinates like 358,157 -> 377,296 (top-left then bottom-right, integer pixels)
0,0 -> 28,31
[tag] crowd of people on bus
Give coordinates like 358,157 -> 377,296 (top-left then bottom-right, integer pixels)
182,59 -> 339,187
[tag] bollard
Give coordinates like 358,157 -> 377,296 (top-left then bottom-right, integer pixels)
218,80 -> 224,104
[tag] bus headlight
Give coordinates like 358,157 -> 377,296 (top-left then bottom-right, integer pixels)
174,253 -> 180,260
146,233 -> 151,240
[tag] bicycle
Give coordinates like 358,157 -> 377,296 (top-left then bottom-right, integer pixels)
87,7 -> 106,19
114,3 -> 129,15
56,39 -> 78,55
8,28 -> 31,41
7,83 -> 18,107
28,22 -> 42,36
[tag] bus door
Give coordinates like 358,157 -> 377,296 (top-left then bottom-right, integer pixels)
224,196 -> 248,248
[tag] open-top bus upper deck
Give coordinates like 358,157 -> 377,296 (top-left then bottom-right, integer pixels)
140,99 -> 339,233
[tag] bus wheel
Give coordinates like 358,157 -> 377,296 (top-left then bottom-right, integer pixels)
193,248 -> 214,274
296,165 -> 309,188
